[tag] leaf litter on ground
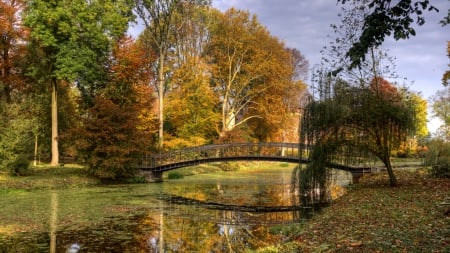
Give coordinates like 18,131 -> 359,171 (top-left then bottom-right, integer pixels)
291,170 -> 450,252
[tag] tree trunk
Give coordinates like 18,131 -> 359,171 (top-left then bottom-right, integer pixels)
383,153 -> 397,186
34,133 -> 38,166
50,79 -> 59,166
157,52 -> 165,150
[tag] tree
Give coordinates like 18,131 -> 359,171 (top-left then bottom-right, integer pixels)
247,46 -> 307,142
431,87 -> 450,139
23,0 -> 133,165
164,2 -> 220,147
0,0 -> 36,173
296,3 -> 420,204
208,8 -> 298,140
337,0 -> 448,69
297,77 -> 417,205
287,47 -> 309,82
0,0 -> 27,103
135,0 -> 186,150
409,92 -> 429,138
443,41 -> 450,86
72,37 -> 155,179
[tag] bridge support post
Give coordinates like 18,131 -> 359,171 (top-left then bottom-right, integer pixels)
351,172 -> 363,184
139,170 -> 163,183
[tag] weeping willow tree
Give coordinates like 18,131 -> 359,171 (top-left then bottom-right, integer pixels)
293,74 -> 417,205
292,2 -> 418,206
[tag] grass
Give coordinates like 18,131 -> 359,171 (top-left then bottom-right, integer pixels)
162,161 -> 298,179
0,164 -> 100,190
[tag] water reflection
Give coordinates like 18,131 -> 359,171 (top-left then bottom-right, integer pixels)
0,166 -> 351,252
50,192 -> 58,253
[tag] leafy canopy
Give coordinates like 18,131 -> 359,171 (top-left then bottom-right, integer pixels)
338,0 -> 440,69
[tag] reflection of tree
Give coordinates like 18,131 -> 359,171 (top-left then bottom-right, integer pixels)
135,206 -> 284,252
50,192 -> 58,253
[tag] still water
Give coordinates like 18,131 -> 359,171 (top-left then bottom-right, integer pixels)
0,164 -> 351,252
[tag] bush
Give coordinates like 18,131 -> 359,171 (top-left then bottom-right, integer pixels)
0,104 -> 34,174
125,176 -> 148,184
8,154 -> 31,175
218,162 -> 239,171
423,138 -> 450,178
430,164 -> 450,178
167,171 -> 184,179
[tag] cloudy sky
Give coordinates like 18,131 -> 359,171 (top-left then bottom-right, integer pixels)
212,0 -> 450,132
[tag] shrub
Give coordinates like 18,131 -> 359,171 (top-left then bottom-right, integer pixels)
424,138 -> 450,178
0,104 -> 34,175
8,154 -> 31,175
167,171 -> 184,179
430,164 -> 450,178
125,176 -> 148,184
218,162 -> 239,171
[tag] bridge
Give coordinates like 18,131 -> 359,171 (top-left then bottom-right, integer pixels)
139,142 -> 371,182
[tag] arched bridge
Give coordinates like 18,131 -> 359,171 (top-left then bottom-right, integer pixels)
140,142 -> 305,172
139,142 -> 371,181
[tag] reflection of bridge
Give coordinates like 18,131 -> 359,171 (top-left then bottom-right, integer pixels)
139,142 -> 372,182
157,193 -> 313,225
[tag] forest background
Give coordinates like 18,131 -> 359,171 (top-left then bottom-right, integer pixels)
0,0 -> 449,180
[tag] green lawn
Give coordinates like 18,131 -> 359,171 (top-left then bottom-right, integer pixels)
0,164 -> 99,190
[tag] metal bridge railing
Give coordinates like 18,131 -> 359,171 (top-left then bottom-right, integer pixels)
141,142 -> 307,171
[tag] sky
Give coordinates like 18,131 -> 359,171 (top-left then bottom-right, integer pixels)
212,0 -> 450,133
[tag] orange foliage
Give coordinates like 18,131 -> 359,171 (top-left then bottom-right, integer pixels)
71,37 -> 158,179
369,77 -> 400,102
0,0 -> 28,102
110,36 -> 154,87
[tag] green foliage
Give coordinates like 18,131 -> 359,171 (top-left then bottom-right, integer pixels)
8,154 -> 31,175
0,165 -> 98,190
338,0 -> 438,68
125,176 -> 148,184
298,79 -> 417,204
430,164 -> 450,178
0,104 -> 34,175
167,171 -> 184,179
424,138 -> 450,178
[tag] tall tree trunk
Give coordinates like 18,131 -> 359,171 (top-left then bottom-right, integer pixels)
157,52 -> 165,150
2,47 -> 12,103
34,133 -> 38,166
50,79 -> 59,166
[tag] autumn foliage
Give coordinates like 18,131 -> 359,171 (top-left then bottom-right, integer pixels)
71,37 -> 155,179
0,0 -> 28,103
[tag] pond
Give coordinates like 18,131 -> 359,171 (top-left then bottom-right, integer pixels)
0,163 -> 352,252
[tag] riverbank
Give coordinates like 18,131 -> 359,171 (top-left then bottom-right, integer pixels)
256,169 -> 450,253
0,162 -> 295,190
0,165 -> 100,191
